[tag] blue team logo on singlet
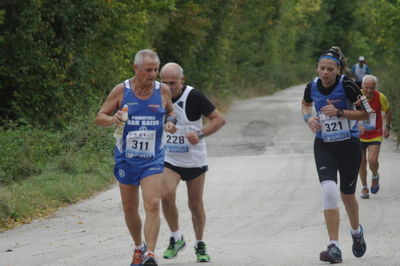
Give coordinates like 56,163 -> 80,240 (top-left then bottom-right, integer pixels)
119,169 -> 125,178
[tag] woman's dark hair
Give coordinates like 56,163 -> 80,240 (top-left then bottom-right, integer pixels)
319,46 -> 349,74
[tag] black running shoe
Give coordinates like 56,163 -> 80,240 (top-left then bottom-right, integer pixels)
352,224 -> 367,257
195,241 -> 211,262
142,251 -> 158,265
320,244 -> 343,264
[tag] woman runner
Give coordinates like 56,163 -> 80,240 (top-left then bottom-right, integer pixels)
301,46 -> 368,263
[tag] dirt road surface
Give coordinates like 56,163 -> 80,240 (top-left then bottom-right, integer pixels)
1,85 -> 399,266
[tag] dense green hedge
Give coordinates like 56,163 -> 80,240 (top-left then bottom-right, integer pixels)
0,0 -> 174,128
0,112 -> 114,184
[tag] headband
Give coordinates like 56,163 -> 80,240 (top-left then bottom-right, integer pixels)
319,55 -> 340,65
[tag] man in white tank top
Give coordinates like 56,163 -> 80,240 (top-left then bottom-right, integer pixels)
160,63 -> 225,262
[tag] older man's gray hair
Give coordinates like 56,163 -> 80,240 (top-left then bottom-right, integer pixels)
362,74 -> 378,87
160,63 -> 184,78
134,49 -> 160,68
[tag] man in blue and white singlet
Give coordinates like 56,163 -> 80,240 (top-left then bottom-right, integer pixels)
95,49 -> 177,266
159,63 -> 225,262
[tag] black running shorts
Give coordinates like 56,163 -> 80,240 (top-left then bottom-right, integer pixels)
314,137 -> 362,194
164,162 -> 208,181
360,141 -> 381,150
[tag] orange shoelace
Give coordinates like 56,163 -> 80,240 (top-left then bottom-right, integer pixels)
145,251 -> 156,257
132,249 -> 142,264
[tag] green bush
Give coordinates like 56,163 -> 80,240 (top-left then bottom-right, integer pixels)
0,110 -> 114,184
375,65 -> 400,146
0,0 -> 175,128
0,126 -> 63,183
0,112 -> 115,227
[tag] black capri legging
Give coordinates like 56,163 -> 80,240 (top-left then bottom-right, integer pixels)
314,137 -> 362,194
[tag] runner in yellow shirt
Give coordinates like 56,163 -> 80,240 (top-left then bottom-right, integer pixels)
358,75 -> 392,199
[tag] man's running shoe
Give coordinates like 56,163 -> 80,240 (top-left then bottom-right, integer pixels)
163,236 -> 186,259
131,243 -> 146,266
142,251 -> 158,266
352,224 -> 367,257
319,244 -> 342,263
371,174 -> 380,194
361,187 -> 370,199
195,241 -> 211,262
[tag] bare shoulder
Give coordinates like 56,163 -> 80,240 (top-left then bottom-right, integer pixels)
160,83 -> 171,97
101,82 -> 125,114
108,82 -> 125,101
110,82 -> 125,95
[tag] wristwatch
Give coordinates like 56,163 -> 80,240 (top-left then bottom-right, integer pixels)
196,130 -> 205,139
336,109 -> 344,118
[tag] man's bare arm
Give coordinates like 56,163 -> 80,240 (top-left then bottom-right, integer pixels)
95,84 -> 124,127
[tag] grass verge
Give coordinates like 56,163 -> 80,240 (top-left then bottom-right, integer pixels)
0,111 -> 117,232
0,145 -> 115,232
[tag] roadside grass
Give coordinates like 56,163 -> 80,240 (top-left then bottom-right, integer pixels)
0,151 -> 114,232
0,115 -> 116,232
376,66 -> 400,148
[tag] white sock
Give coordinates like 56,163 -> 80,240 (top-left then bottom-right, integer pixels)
351,226 -> 361,235
171,231 -> 182,242
135,242 -> 145,250
329,240 -> 339,248
195,240 -> 204,247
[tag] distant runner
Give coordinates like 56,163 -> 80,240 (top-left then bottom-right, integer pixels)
358,74 -> 392,199
351,56 -> 371,88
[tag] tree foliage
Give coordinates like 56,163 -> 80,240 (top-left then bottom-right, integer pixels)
0,0 -> 399,134
0,0 -> 174,127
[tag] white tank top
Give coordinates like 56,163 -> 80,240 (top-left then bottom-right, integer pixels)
355,64 -> 367,82
164,86 -> 208,167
